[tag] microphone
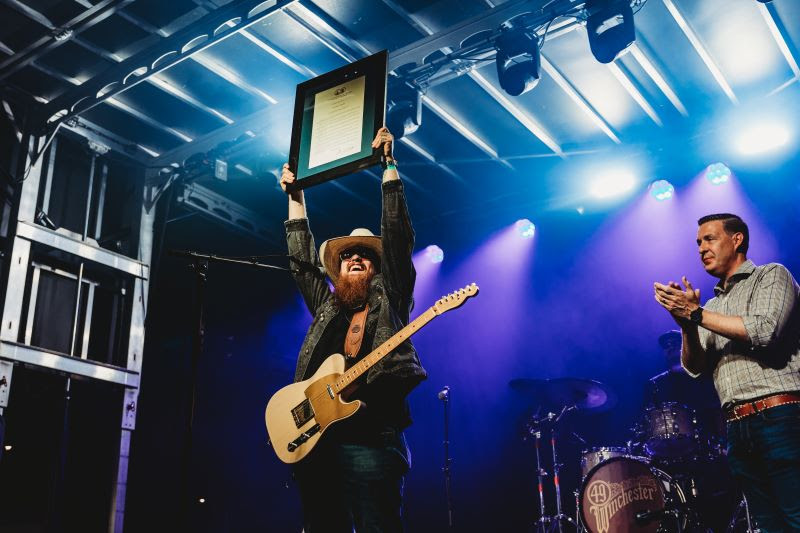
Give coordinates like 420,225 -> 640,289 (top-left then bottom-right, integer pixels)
287,255 -> 325,276
437,386 -> 450,401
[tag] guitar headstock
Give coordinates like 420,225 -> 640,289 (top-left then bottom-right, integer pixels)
432,283 -> 479,315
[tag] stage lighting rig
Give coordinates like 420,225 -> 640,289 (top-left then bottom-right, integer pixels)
585,0 -> 637,63
495,27 -> 541,96
386,80 -> 422,140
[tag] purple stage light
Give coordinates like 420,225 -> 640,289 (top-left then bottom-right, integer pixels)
424,244 -> 444,264
515,219 -> 536,239
704,163 -> 731,185
649,180 -> 674,201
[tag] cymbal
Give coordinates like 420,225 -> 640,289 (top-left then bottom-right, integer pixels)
509,377 -> 617,412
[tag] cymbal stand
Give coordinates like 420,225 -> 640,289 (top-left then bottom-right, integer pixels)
549,409 -> 577,533
531,424 -> 548,532
528,406 -> 577,533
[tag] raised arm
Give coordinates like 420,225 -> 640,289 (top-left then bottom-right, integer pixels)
374,128 -> 415,318
281,163 -> 331,315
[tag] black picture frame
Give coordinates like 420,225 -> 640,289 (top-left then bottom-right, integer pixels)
287,50 -> 388,192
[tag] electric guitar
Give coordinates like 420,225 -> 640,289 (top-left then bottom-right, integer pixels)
265,283 -> 479,463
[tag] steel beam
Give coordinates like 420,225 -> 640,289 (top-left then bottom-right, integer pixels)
628,42 -> 688,117
607,61 -> 662,126
0,0 -> 135,81
377,0 -> 561,159
0,340 -> 140,387
758,2 -> 800,80
287,1 -> 513,169
16,221 -> 149,278
175,182 -> 279,245
386,0 -> 583,72
661,0 -> 737,105
39,0 -> 296,128
540,55 -> 621,144
30,61 -> 196,143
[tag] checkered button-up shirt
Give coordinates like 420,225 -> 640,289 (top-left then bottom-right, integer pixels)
695,259 -> 800,406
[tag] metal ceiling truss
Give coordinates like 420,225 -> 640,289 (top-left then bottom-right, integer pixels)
627,41 -> 688,116
384,0 -> 678,149
378,0 -> 562,159
757,2 -> 800,81
661,0 -> 737,105
175,181 -> 280,245
38,0 -> 297,131
0,0 -> 225,143
0,0 -> 135,81
284,0 -> 503,175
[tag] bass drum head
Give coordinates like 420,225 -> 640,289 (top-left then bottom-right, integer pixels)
580,456 -> 666,533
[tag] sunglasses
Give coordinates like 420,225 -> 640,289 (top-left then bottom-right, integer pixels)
339,246 -> 378,263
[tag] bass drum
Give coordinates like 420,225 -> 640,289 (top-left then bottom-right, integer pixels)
580,456 -> 685,533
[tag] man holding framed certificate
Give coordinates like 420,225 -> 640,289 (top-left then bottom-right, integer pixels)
287,51 -> 388,193
279,126 -> 427,532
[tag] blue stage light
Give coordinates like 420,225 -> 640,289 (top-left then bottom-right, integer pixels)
735,122 -> 790,156
649,180 -> 674,201
424,245 -> 444,264
590,171 -> 636,199
515,219 -> 536,239
705,163 -> 731,185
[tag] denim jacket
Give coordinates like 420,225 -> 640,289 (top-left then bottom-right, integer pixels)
284,180 -> 427,394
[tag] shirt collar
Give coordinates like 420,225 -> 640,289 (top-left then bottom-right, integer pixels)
714,259 -> 756,295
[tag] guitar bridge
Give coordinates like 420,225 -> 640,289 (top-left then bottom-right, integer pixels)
287,423 -> 321,452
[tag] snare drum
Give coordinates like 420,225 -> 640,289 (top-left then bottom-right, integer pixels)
580,456 -> 686,533
640,402 -> 698,458
580,447 -> 631,478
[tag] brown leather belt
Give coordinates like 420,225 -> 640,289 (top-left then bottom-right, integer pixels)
725,392 -> 800,422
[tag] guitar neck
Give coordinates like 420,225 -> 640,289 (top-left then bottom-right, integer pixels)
332,306 -> 436,393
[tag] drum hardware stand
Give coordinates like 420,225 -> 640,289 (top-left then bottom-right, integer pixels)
727,495 -> 758,533
438,385 -> 454,529
527,405 -> 578,533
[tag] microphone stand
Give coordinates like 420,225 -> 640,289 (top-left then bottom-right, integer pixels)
169,249 -> 296,530
438,386 -> 454,528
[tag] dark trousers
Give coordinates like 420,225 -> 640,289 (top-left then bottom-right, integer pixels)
294,431 -> 409,533
727,403 -> 800,532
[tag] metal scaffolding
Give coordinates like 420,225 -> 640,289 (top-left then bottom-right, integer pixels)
0,104 -> 152,531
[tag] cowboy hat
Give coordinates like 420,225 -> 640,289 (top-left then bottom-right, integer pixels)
319,228 -> 382,284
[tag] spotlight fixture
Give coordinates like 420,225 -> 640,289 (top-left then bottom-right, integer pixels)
386,82 -> 422,139
515,219 -> 536,239
495,28 -> 541,96
424,245 -> 444,264
586,0 -> 636,64
649,180 -> 675,201
705,163 -> 731,185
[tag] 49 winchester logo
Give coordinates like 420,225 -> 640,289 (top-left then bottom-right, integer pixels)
586,476 -> 660,533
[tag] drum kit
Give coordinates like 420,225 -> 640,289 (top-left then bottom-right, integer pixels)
509,378 -> 756,533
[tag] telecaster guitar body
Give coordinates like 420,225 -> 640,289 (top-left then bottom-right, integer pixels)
265,283 -> 479,464
265,353 -> 361,464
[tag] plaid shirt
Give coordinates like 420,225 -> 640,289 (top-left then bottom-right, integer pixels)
695,259 -> 800,406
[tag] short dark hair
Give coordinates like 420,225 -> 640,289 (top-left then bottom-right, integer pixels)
697,213 -> 749,254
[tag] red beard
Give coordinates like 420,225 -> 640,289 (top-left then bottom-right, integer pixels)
333,272 -> 373,309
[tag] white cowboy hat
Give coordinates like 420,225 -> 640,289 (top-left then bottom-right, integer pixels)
319,228 -> 382,284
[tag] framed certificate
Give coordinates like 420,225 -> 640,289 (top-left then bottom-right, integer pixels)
287,50 -> 388,192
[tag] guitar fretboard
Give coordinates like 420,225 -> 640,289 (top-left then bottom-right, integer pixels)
333,307 -> 436,393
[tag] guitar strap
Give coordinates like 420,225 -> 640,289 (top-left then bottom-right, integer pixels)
344,304 -> 369,359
